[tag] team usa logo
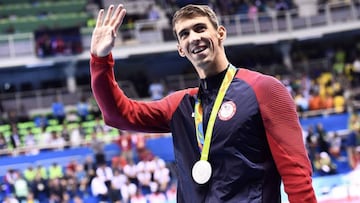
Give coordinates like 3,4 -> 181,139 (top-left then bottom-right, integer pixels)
218,101 -> 236,121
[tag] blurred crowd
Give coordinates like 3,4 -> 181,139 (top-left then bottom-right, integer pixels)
156,0 -> 295,17
303,112 -> 360,177
1,113 -> 177,203
1,154 -> 176,203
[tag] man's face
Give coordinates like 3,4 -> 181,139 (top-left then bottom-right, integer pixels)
175,16 -> 225,68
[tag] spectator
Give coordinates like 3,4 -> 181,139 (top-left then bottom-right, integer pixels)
0,132 -> 8,150
7,109 -> 19,126
66,159 -> 78,175
148,79 -> 165,100
346,127 -> 360,169
111,153 -> 128,171
124,160 -> 139,185
147,4 -> 160,20
119,181 -> 136,203
116,130 -> 134,164
308,90 -> 322,110
136,160 -> 152,195
60,123 -> 70,145
36,33 -> 53,57
25,192 -> 39,203
48,178 -> 64,203
91,172 -> 109,203
48,162 -> 63,180
23,166 -> 37,183
328,132 -> 342,159
23,128 -> 38,155
313,152 -> 337,176
74,164 -> 88,196
153,158 -> 171,191
322,92 -> 334,109
316,123 -> 329,153
247,2 -> 258,21
83,155 -> 96,179
333,92 -> 345,113
77,96 -> 90,122
93,117 -> 106,134
354,146 -> 360,169
9,126 -> 21,149
31,172 -> 49,202
109,169 -> 124,203
2,195 -> 19,203
294,91 -> 309,112
38,127 -> 51,148
33,114 -> 48,129
4,169 -> 17,194
306,125 -> 318,166
73,195 -> 84,203
48,131 -> 66,150
35,165 -> 48,180
90,131 -> 105,165
348,111 -> 360,131
147,182 -> 167,203
13,171 -> 29,202
165,183 -> 177,203
70,123 -> 85,147
51,96 -> 66,124
95,163 -> 113,190
52,35 -> 65,55
129,188 -> 146,203
352,55 -> 360,87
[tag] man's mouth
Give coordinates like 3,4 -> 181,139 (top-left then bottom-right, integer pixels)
191,46 -> 207,54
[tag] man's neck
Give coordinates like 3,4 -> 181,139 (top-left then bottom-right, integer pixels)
196,59 -> 229,79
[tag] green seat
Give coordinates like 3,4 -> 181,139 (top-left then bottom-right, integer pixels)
0,1 -> 86,17
0,0 -> 90,34
31,127 -> 42,135
48,119 -> 58,126
0,124 -> 10,132
17,121 -> 35,129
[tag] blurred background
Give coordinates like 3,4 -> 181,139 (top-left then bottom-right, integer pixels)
0,0 -> 360,202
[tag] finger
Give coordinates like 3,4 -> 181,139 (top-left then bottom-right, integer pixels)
103,4 -> 115,25
96,9 -> 104,28
110,4 -> 124,27
114,7 -> 127,32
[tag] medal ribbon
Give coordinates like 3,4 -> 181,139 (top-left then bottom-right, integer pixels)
195,65 -> 237,161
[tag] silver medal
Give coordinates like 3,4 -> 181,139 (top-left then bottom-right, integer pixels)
192,160 -> 212,184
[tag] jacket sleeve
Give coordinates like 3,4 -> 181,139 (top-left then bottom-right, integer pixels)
90,53 -> 187,133
250,73 -> 317,202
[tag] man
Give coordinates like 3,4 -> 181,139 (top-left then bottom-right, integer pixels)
90,4 -> 316,202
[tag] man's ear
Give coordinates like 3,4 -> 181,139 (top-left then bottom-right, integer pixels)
217,26 -> 226,41
177,44 -> 186,57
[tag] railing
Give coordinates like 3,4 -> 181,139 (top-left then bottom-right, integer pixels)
0,80 -> 139,116
1,1 -> 360,62
218,1 -> 360,36
1,63 -> 359,118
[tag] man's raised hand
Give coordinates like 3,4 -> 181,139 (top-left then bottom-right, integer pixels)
90,4 -> 126,57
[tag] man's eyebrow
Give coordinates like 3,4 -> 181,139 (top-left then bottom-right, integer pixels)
177,22 -> 207,36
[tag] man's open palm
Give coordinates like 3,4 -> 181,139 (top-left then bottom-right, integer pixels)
91,4 -> 126,57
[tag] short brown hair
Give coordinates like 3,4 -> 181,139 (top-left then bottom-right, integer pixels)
172,4 -> 219,40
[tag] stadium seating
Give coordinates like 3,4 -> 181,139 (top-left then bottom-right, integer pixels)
1,1 -> 360,202
0,0 -> 90,34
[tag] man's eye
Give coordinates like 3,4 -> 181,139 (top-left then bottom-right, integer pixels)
195,26 -> 206,32
179,32 -> 188,39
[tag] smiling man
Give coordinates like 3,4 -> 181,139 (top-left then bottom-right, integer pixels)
90,4 -> 317,203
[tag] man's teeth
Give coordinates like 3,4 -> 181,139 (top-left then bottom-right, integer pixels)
192,47 -> 206,54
